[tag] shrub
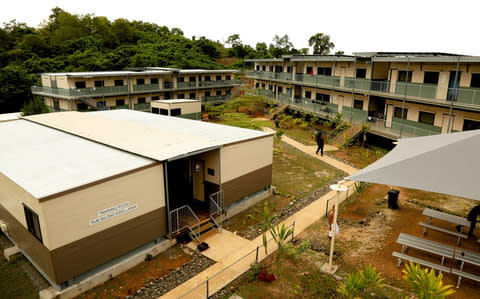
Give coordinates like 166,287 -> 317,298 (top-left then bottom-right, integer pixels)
338,265 -> 385,298
247,260 -> 262,281
145,253 -> 153,261
402,261 -> 455,299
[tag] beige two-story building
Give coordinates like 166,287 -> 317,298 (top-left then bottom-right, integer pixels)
246,52 -> 480,139
32,67 -> 240,112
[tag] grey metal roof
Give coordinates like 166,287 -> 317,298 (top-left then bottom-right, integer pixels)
25,110 -> 272,163
0,119 -> 154,199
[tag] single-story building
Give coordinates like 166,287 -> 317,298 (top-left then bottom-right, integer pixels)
0,110 -> 273,289
151,99 -> 201,120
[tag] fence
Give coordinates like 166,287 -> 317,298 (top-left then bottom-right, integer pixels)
177,222 -> 296,298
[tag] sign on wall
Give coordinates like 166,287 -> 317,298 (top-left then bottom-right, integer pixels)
89,201 -> 138,225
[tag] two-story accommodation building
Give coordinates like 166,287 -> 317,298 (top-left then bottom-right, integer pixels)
245,52 -> 480,139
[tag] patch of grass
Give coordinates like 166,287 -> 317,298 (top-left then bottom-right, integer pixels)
283,127 -> 317,145
273,142 -> 341,198
0,255 -> 38,299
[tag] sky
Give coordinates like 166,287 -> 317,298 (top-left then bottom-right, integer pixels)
1,0 -> 479,55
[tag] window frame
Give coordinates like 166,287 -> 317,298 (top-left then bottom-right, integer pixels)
23,204 -> 43,243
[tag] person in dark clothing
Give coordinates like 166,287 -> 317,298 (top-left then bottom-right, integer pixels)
457,205 -> 480,237
315,131 -> 324,156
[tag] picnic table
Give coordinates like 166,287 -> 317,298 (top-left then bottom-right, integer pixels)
420,208 -> 470,245
393,233 -> 454,273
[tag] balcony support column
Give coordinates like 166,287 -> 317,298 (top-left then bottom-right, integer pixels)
399,58 -> 410,139
446,57 -> 460,134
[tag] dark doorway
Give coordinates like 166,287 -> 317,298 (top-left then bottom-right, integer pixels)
368,96 -> 386,118
167,159 -> 192,210
447,71 -> 461,101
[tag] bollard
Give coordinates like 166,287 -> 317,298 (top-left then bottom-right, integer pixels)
255,246 -> 259,261
292,221 -> 295,241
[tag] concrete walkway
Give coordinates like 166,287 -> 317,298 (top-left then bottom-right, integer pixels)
160,131 -> 359,299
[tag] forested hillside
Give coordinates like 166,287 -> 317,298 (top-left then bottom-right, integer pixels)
0,7 -> 334,113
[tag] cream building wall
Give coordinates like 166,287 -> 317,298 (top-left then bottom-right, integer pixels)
40,163 -> 165,250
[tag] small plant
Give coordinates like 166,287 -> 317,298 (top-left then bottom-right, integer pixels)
338,264 -> 385,298
258,265 -> 276,282
361,122 -> 370,148
145,253 -> 153,261
290,284 -> 303,297
247,260 -> 262,281
296,239 -> 311,254
353,181 -> 367,196
270,223 -> 294,262
402,261 -> 455,299
276,129 -> 284,138
249,201 -> 276,255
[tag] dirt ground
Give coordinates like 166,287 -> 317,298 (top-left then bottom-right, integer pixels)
297,183 -> 480,298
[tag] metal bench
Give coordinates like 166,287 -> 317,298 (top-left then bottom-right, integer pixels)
451,269 -> 480,287
397,233 -> 454,265
455,248 -> 480,270
419,221 -> 468,245
392,251 -> 450,274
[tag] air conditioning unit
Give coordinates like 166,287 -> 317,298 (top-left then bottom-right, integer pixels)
0,220 -> 8,234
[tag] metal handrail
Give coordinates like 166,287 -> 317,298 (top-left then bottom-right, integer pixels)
209,190 -> 224,230
169,205 -> 200,237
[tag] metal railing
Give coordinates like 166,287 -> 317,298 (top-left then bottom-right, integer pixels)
177,81 -> 197,89
177,221 -> 296,299
198,80 -> 240,87
209,190 -> 224,230
134,103 -> 151,111
132,84 -> 163,92
110,104 -> 129,110
202,95 -> 228,103
169,205 -> 200,239
367,116 -> 441,138
245,71 -> 480,107
32,85 -> 129,98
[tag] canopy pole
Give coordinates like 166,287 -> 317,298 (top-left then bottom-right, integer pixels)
399,57 -> 410,139
447,56 -> 460,134
322,181 -> 347,274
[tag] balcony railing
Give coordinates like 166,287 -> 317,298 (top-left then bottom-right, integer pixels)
202,95 -> 228,103
177,82 -> 197,89
198,80 -> 240,87
134,103 -> 151,111
32,85 -> 129,98
132,84 -> 163,92
245,71 -> 480,108
110,104 -> 129,110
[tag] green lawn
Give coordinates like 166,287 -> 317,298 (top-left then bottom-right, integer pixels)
272,141 -> 342,198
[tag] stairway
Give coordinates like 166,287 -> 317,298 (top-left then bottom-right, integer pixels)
330,124 -> 363,148
78,98 -> 107,111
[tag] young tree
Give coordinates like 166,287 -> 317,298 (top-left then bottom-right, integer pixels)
21,96 -> 49,116
308,33 -> 334,55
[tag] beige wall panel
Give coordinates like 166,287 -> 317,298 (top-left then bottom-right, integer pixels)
220,136 -> 273,183
0,172 -> 50,246
56,76 -> 69,89
41,164 -> 165,250
59,99 -> 70,110
41,75 -> 50,87
197,150 -> 219,184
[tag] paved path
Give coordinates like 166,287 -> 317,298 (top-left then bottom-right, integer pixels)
160,131 -> 359,299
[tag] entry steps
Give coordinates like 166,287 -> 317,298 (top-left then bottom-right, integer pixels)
170,218 -> 219,243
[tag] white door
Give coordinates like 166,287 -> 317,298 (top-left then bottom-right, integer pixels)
385,104 -> 394,128
442,114 -> 454,134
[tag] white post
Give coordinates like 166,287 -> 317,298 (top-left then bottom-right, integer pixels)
323,182 -> 347,274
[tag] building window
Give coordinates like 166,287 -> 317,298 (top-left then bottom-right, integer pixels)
205,91 -> 211,97
75,81 -> 86,88
261,84 -> 265,88
171,108 -> 181,116
53,99 -> 60,110
470,74 -> 480,88
305,91 -> 312,98
216,75 -> 221,81
77,103 -> 88,110
394,107 -> 407,119
262,65 -> 266,71
207,168 -> 215,176
160,108 -> 168,115
137,97 -> 146,104
306,67 -> 313,75
269,66 -> 273,72
226,90 -> 231,95
116,99 -> 125,106
356,69 -> 367,78
353,99 -> 363,109
226,75 -> 231,80
178,77 -> 185,83
189,76 -> 196,82
463,119 -> 480,131
204,76 -> 211,81
275,66 -> 283,72
315,93 -> 330,103
152,96 -> 159,101
418,111 -> 435,125
287,66 -> 292,73
152,107 -> 159,114
216,90 -> 222,96
136,78 -> 145,85
24,205 -> 42,243
317,67 -> 332,76
151,78 -> 159,84
256,65 -> 260,71
278,86 -> 283,93
424,72 -> 439,84
114,79 -> 124,86
189,93 -> 196,99
398,71 -> 412,82
177,94 -> 185,99
255,83 -> 259,88
94,80 -> 104,87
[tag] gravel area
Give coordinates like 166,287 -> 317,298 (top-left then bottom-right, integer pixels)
128,249 -> 215,299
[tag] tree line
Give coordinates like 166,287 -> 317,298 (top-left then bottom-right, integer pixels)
0,7 -> 336,113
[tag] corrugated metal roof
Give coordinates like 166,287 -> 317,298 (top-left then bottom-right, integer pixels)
0,120 -> 154,199
26,110 -> 272,163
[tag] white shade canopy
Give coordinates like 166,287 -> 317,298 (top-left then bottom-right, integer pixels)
346,129 -> 480,201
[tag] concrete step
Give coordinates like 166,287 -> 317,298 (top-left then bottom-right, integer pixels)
4,245 -> 22,262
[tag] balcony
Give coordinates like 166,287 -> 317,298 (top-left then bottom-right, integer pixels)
177,82 -> 197,89
32,85 -> 129,98
110,104 -> 129,110
134,103 -> 151,111
132,84 -> 163,92
198,80 -> 240,87
202,95 -> 228,103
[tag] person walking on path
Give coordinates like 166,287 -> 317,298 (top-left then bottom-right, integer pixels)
456,205 -> 480,238
328,205 -> 339,241
315,131 -> 324,156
